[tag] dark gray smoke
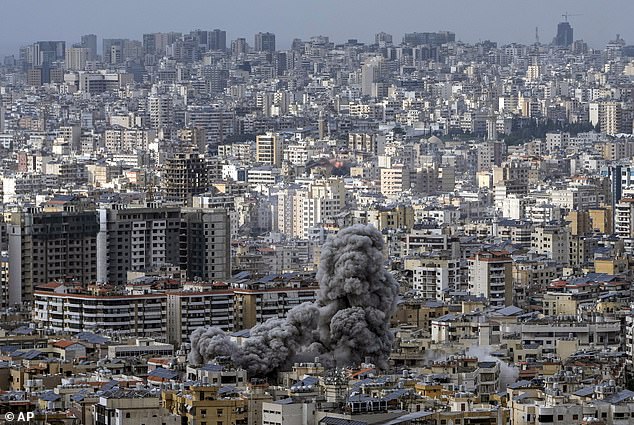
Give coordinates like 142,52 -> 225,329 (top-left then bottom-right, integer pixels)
189,327 -> 237,366
188,224 -> 399,375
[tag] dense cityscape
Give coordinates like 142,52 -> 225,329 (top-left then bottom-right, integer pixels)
1,13 -> 634,425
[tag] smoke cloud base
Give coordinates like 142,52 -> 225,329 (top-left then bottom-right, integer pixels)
188,224 -> 399,376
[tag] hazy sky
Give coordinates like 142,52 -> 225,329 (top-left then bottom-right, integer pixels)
1,0 -> 633,56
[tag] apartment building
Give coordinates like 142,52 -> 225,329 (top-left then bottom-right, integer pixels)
468,250 -> 513,307
8,207 -> 99,306
166,286 -> 234,345
97,204 -> 230,284
409,252 -> 460,300
33,286 -> 167,337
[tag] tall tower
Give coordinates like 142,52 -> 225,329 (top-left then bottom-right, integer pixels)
148,95 -> 174,132
163,152 -> 209,206
0,101 -> 5,133
81,34 -> 97,60
318,111 -> 327,139
232,38 -> 248,56
256,132 -> 282,167
361,56 -> 384,97
254,32 -> 276,52
553,21 -> 573,47
209,29 -> 227,51
65,47 -> 89,71
8,208 -> 99,306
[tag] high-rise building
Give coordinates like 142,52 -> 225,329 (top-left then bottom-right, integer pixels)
8,208 -> 99,306
80,34 -> 97,60
0,102 -> 4,133
65,47 -> 89,71
402,31 -> 455,46
102,38 -> 125,63
31,41 -> 65,66
179,208 -> 231,281
97,204 -> 231,284
34,289 -> 167,337
163,153 -> 209,206
26,41 -> 65,84
209,29 -> 227,51
254,32 -> 276,52
553,21 -> 573,47
361,56 -> 385,96
96,205 -> 182,284
143,33 -> 157,54
274,178 -> 346,238
375,32 -> 393,46
256,132 -> 282,167
410,252 -> 461,300
468,250 -> 513,307
178,127 -> 207,153
380,164 -> 411,197
231,38 -> 248,56
531,225 -> 570,265
185,105 -> 235,150
148,95 -> 174,130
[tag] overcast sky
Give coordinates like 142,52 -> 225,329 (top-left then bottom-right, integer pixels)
1,0 -> 633,56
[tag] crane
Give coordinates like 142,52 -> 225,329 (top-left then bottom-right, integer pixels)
562,12 -> 583,22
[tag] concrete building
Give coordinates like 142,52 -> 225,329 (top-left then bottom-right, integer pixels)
361,56 -> 385,97
410,252 -> 461,300
33,286 -> 167,337
254,32 -> 276,52
232,276 -> 318,330
531,225 -> 570,265
380,164 -> 411,197
179,208 -> 232,281
615,198 -> 634,253
262,400 -> 316,425
97,204 -> 231,284
96,204 -> 182,284
163,153 -> 209,206
93,389 -> 179,425
8,208 -> 99,306
162,384 -> 248,425
256,132 -> 282,167
65,47 -> 89,71
468,250 -> 513,307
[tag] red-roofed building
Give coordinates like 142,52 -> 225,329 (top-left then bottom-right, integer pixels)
49,340 -> 86,361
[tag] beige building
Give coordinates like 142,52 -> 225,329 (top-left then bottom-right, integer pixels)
409,252 -> 461,300
256,132 -> 282,167
531,225 -> 570,265
380,164 -> 411,197
162,385 -> 248,425
468,250 -> 513,307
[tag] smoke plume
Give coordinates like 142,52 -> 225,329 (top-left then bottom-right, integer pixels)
466,345 -> 519,389
188,224 -> 399,376
189,327 -> 236,366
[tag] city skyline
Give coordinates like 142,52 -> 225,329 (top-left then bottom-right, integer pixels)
1,0 -> 634,56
